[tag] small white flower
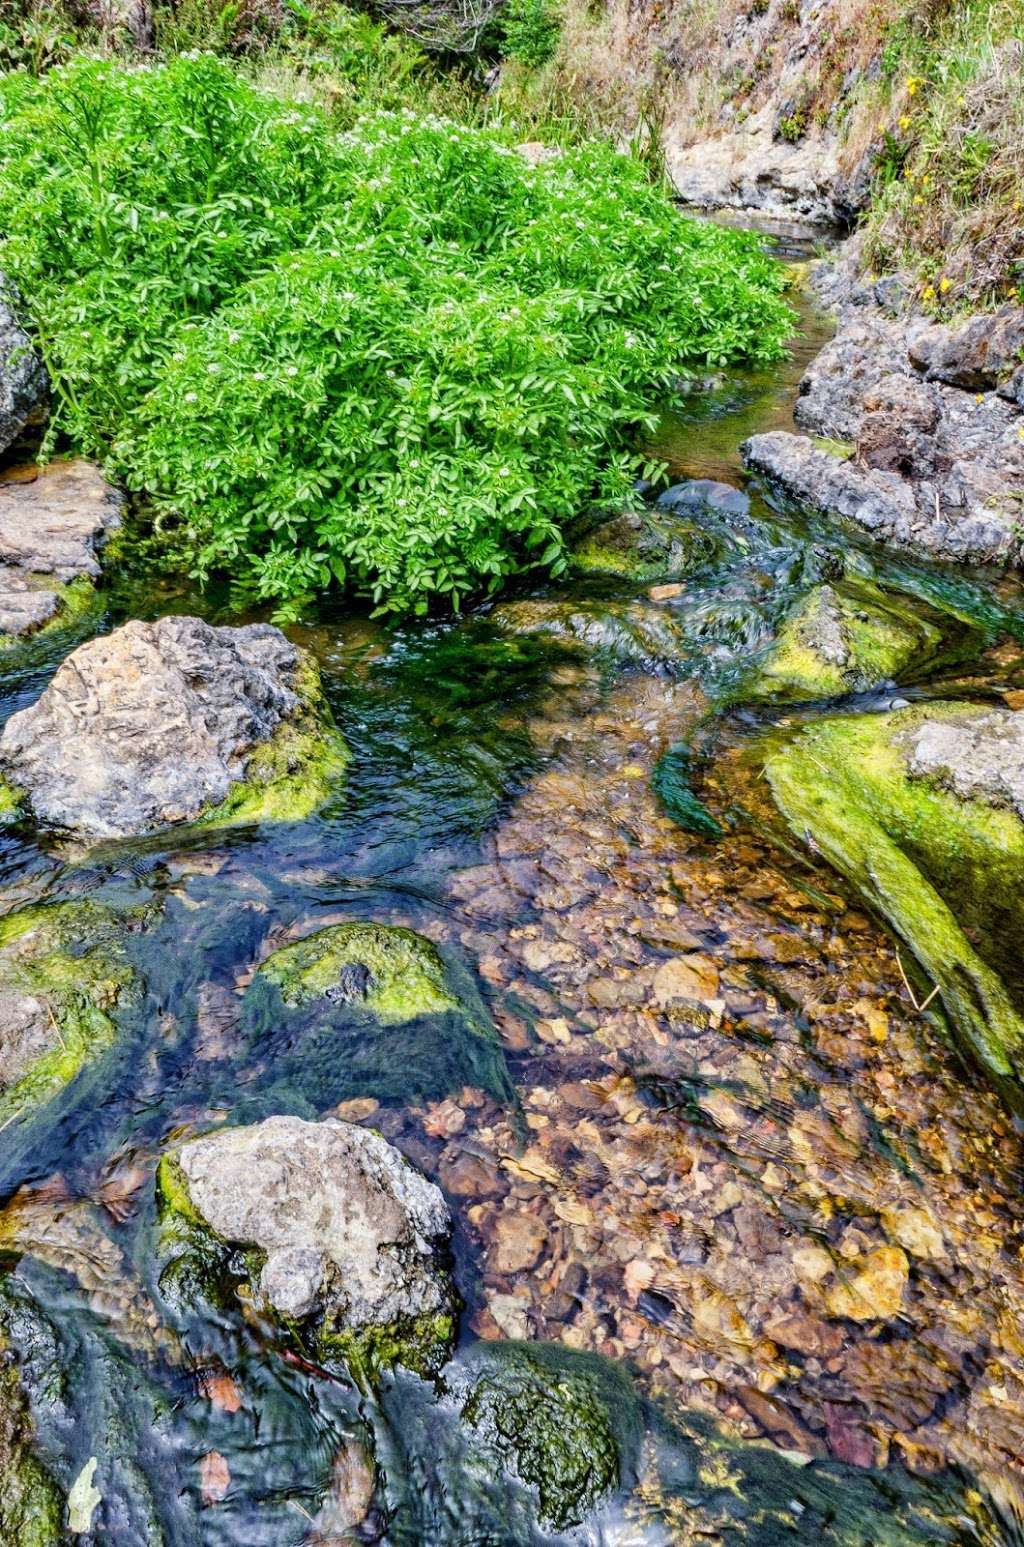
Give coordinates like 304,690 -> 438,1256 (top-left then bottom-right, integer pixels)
285,365 -> 299,377
172,352 -> 185,363
207,363 -> 220,374
184,392 -> 198,403
253,371 -> 267,381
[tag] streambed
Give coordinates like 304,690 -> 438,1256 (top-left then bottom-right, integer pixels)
1,234 -> 1023,1543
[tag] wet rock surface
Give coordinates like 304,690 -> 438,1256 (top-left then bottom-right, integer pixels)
744,247 -> 1024,565
0,615 -> 344,839
904,705 -> 1024,820
0,280 -> 47,459
0,1327 -> 63,1546
163,1115 -> 455,1371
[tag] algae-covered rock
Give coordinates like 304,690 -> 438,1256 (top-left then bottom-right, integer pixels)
764,703 -> 1024,1106
0,615 -> 348,839
0,899 -> 141,1124
0,1333 -> 63,1547
453,1341 -> 641,1531
490,598 -> 686,671
570,508 -> 716,582
157,1115 -> 456,1378
243,922 -> 512,1108
746,578 -> 945,702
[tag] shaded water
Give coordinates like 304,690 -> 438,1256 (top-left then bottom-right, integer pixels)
3,232 -> 1024,1544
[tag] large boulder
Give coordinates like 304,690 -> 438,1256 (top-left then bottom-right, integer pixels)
0,615 -> 349,839
0,899 -> 143,1127
0,281 -> 47,459
907,304 -> 1024,392
158,1115 -> 456,1375
764,704 -> 1024,1108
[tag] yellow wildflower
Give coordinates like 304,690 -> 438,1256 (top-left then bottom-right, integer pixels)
939,276 -> 952,293
913,195 -> 924,206
906,76 -> 920,95
922,283 -> 935,299
899,114 -> 911,130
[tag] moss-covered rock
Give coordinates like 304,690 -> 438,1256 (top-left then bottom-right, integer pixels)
242,922 -> 512,1108
745,579 -> 947,702
454,1341 -> 641,1531
764,703 -> 1024,1106
490,598 -> 687,671
570,509 -> 716,582
155,1115 -> 456,1381
0,1337 -> 63,1547
0,899 -> 143,1124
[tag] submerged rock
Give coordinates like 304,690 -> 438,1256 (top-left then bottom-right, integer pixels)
490,598 -> 687,671
0,615 -> 349,839
655,477 -> 751,522
0,1330 -> 63,1547
570,507 -> 715,582
764,703 -> 1024,1107
158,1114 -> 456,1376
0,280 -> 47,458
452,1341 -> 640,1532
745,578 -> 945,701
257,922 -> 462,1023
0,900 -> 141,1124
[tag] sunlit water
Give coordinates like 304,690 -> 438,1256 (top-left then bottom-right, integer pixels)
2,230 -> 1024,1544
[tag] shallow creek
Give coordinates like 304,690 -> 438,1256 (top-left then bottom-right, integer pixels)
2,231 -> 1024,1544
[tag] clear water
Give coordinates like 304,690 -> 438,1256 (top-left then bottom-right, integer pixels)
2,231 -> 1024,1544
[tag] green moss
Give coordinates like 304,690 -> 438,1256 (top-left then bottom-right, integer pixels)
0,781 -> 21,820
0,1351 -> 63,1547
764,704 -> 1024,1104
811,436 -> 855,459
0,899 -> 140,1124
323,1309 -> 456,1383
458,1342 -> 640,1531
570,509 -> 716,582
747,579 -> 946,703
258,922 -> 461,1024
199,651 -> 350,828
0,576 -> 102,665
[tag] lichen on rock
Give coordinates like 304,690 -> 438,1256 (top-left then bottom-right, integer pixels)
0,899 -> 142,1125
0,615 -> 349,840
156,1115 -> 457,1378
764,703 -> 1024,1106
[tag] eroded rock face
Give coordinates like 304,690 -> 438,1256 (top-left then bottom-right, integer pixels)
0,281 -> 47,459
0,615 -> 343,839
166,1116 -> 455,1369
904,707 -> 1024,821
908,304 -> 1024,391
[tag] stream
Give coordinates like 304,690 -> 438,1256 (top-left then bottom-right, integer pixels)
2,226 -> 1024,1544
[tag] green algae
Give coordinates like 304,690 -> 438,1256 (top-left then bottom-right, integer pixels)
652,742 -> 723,837
458,1341 -> 640,1531
0,899 -> 142,1124
199,651 -> 350,829
0,1340 -> 63,1547
258,922 -> 460,1023
746,578 -> 946,702
764,704 -> 1024,1104
324,1307 -> 456,1384
570,509 -> 716,582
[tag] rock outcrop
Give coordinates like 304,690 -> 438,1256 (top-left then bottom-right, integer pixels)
0,615 -> 349,839
743,253 -> 1024,565
0,460 -> 122,647
0,281 -> 47,459
764,703 -> 1024,1109
158,1115 -> 456,1374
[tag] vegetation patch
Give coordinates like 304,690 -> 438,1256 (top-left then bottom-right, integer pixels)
0,54 -> 791,617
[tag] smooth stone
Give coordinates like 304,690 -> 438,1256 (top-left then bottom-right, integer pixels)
0,279 -> 47,457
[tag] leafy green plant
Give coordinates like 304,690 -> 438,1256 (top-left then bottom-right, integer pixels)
0,55 -> 792,616
499,0 -> 561,68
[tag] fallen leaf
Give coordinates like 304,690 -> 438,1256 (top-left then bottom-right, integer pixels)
68,1457 -> 102,1534
200,1451 -> 231,1505
199,1368 -> 243,1414
623,1258 -> 655,1305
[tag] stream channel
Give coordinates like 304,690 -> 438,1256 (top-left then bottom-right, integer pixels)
2,224 -> 1024,1546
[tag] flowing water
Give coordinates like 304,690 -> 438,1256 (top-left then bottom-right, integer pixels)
3,230 -> 1024,1544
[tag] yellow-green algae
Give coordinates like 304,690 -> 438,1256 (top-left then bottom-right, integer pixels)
764,703 -> 1024,1104
747,579 -> 944,702
0,899 -> 141,1124
199,650 -> 350,828
0,576 -> 102,663
570,510 -> 715,582
257,922 -> 461,1023
0,1334 -> 63,1547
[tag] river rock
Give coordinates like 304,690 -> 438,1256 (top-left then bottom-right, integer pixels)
907,303 -> 1024,391
570,507 -> 716,581
0,615 -> 348,839
490,598 -> 687,671
160,1115 -> 456,1374
764,703 -> 1024,1109
0,1329 -> 63,1545
0,281 -> 47,458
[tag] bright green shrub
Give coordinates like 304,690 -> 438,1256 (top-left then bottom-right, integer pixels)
500,0 -> 562,69
0,55 -> 792,614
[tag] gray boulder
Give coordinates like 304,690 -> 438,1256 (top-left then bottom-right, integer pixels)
0,614 -> 346,839
907,304 -> 1024,391
0,281 -> 47,458
904,708 -> 1024,821
161,1115 -> 455,1372
0,459 -> 122,581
